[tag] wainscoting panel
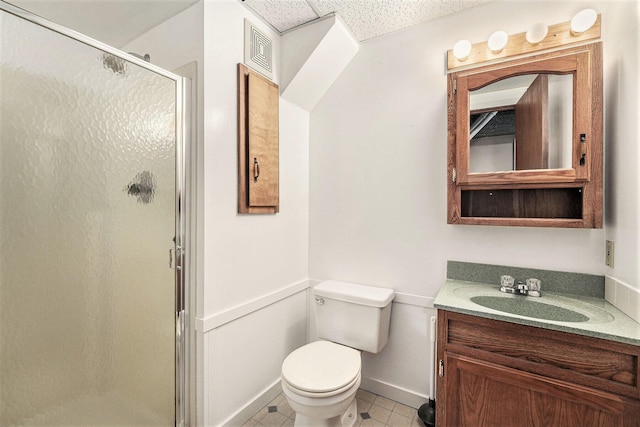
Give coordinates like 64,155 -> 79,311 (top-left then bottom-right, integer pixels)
200,281 -> 310,426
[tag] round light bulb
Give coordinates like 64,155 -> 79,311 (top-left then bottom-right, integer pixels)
571,9 -> 597,34
487,30 -> 508,53
526,22 -> 548,44
453,39 -> 472,61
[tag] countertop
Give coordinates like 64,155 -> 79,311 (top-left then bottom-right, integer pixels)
434,279 -> 640,347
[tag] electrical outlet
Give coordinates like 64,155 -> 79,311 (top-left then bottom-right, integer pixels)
606,240 -> 615,268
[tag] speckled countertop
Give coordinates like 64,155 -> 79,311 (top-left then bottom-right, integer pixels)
434,279 -> 640,347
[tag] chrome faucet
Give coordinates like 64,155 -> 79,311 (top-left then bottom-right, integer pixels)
499,276 -> 541,297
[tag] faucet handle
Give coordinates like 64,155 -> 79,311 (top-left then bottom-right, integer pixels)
526,278 -> 542,296
526,278 -> 541,291
500,275 -> 515,288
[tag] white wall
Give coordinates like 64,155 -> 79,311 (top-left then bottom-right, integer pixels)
200,1 -> 309,425
201,0 -> 309,314
603,1 -> 640,289
123,3 -> 204,73
310,0 -> 639,406
203,288 -> 308,425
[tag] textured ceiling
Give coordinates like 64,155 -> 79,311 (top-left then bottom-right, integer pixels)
5,0 -> 492,48
240,0 -> 492,41
7,0 -> 198,47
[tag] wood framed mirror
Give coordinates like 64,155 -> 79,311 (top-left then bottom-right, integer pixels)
447,43 -> 602,228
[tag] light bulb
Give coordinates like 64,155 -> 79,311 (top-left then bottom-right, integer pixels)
526,23 -> 548,44
453,40 -> 472,61
488,31 -> 508,53
571,9 -> 597,35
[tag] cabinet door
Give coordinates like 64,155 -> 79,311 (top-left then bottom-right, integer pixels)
237,63 -> 279,213
443,353 -> 637,427
247,72 -> 279,208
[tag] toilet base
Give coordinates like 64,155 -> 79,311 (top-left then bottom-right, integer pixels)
293,398 -> 357,427
340,398 -> 358,427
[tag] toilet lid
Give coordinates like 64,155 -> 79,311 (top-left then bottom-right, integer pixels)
282,341 -> 361,393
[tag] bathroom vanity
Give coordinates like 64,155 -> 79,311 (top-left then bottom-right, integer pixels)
437,310 -> 640,426
434,278 -> 640,426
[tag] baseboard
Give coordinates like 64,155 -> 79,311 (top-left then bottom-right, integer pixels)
359,376 -> 430,410
220,379 -> 282,427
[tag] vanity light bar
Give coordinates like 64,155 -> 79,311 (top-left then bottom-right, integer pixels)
446,13 -> 601,72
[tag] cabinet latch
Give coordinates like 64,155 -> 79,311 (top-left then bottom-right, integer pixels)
439,359 -> 444,377
579,133 -> 587,166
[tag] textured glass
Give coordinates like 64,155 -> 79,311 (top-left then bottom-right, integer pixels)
1,10 -> 176,426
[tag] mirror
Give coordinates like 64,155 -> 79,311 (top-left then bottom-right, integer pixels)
469,73 -> 573,173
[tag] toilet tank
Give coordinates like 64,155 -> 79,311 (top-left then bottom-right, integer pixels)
313,280 -> 394,354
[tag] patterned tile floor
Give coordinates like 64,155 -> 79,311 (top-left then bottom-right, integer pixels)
243,388 -> 425,427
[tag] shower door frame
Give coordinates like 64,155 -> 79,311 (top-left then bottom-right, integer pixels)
0,2 -> 192,426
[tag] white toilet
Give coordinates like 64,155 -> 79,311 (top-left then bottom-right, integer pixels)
281,280 -> 394,427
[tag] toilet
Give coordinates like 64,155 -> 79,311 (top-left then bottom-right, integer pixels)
281,280 -> 394,427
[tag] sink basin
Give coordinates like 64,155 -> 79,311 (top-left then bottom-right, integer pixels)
470,296 -> 589,322
453,284 -> 614,324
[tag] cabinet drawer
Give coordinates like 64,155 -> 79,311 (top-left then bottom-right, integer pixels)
439,311 -> 640,399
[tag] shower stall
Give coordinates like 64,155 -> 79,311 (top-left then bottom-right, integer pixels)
0,2 -> 189,425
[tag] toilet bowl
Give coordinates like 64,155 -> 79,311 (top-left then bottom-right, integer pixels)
281,281 -> 394,426
281,341 -> 361,427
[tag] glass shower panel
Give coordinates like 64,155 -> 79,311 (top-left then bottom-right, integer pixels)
1,9 -> 176,426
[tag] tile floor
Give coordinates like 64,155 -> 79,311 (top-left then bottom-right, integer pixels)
243,388 -> 425,427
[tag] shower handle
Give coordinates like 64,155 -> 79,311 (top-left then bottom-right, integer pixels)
169,246 -> 182,270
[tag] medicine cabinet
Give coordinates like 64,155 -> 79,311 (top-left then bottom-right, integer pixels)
447,43 -> 603,228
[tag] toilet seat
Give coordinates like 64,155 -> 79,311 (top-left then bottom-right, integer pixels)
282,373 -> 360,399
282,341 -> 361,397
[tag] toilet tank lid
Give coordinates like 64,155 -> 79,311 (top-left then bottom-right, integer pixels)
313,280 -> 394,307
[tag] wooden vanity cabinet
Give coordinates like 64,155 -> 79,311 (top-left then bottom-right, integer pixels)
436,311 -> 640,426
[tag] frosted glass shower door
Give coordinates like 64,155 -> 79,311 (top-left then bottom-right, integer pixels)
0,7 -> 180,426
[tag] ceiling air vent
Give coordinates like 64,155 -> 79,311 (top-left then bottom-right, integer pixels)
244,19 -> 273,79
